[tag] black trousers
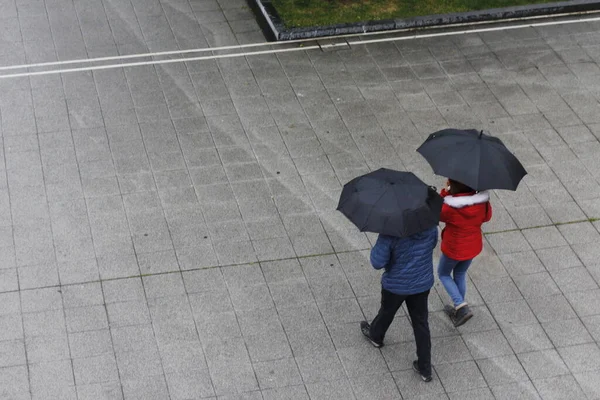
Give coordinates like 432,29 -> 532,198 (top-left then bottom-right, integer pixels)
370,288 -> 431,375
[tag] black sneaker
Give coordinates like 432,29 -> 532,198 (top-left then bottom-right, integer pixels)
443,305 -> 456,318
412,360 -> 432,382
360,321 -> 383,348
451,305 -> 473,327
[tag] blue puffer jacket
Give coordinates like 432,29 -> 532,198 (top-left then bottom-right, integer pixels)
370,226 -> 438,295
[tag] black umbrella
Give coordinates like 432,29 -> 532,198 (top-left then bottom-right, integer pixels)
337,168 -> 442,238
416,129 -> 527,191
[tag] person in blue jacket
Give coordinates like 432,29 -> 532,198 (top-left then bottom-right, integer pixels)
360,225 -> 438,382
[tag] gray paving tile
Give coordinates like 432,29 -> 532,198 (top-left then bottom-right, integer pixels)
217,391 -> 262,400
393,368 -> 446,399
572,242 -> 600,267
0,338 -> 26,368
107,300 -> 151,328
76,381 -> 124,400
477,354 -> 529,386
29,360 -> 76,399
269,280 -> 314,310
121,375 -> 170,400
318,298 -> 363,326
253,358 -> 302,390
565,289 -> 600,317
462,329 -> 513,360
0,268 -> 18,293
68,329 -> 113,359
245,331 -> 292,363
491,381 -> 541,400
115,347 -> 164,380
0,365 -> 30,399
574,370 -> 600,399
499,251 -> 546,277
21,287 -> 63,314
448,387 -> 495,400
507,206 -> 552,229
17,263 -> 60,290
222,264 -> 265,289
305,378 -> 356,400
535,246 -> 582,271
557,343 -> 600,373
259,385 -> 307,400
526,294 -> 577,323
502,323 -> 554,354
143,273 -> 186,299
338,345 -> 389,377
543,317 -> 594,347
159,340 -> 208,375
348,372 -> 401,399
518,349 -> 570,379
205,338 -> 258,396
286,327 -> 336,357
73,353 -> 119,385
0,293 -> 19,317
65,305 -> 108,333
581,313 -> 600,342
166,369 -> 215,399
486,231 -> 532,254
97,253 -> 140,280
543,201 -> 587,224
533,374 -> 586,400
436,360 -> 488,393
196,311 -> 242,340
522,226 -> 568,250
489,300 -> 538,328
551,267 -> 599,293
292,349 -> 345,383
513,272 -> 561,299
431,336 -> 473,365
236,308 -> 281,341
475,277 -> 522,304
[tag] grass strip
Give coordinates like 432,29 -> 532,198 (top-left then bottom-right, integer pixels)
271,0 -> 563,28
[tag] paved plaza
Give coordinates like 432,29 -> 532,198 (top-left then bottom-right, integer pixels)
1,0 -> 600,399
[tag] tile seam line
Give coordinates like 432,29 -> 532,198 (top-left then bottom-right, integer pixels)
5,215 -> 597,293
0,13 -> 599,77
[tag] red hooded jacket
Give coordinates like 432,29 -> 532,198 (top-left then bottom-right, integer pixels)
439,188 -> 492,261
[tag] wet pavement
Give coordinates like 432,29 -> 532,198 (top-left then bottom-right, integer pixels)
1,1 -> 600,399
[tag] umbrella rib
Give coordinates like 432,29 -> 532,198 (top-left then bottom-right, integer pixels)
480,145 -> 516,189
426,139 -> 472,173
359,187 -> 389,232
475,139 -> 482,189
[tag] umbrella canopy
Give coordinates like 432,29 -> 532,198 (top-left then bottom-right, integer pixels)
337,168 -> 442,238
416,129 -> 527,191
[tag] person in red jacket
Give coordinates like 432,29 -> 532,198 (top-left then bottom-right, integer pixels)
438,179 -> 492,327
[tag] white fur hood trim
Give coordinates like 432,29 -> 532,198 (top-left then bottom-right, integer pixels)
444,191 -> 490,209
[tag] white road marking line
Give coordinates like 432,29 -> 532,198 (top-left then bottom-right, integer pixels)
353,14 -> 600,46
0,46 -> 320,79
0,42 -> 274,72
0,10 -> 598,72
1,14 -> 600,79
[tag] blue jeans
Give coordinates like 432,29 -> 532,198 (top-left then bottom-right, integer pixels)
437,254 -> 473,307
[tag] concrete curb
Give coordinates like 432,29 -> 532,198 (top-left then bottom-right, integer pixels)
249,0 -> 600,41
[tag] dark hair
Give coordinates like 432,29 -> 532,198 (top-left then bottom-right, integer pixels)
448,179 -> 474,195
